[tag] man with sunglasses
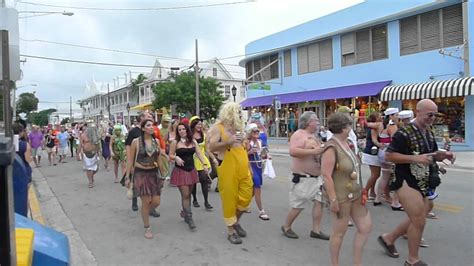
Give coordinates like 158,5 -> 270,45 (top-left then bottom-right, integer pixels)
377,99 -> 455,266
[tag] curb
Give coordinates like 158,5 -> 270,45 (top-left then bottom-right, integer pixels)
28,185 -> 45,225
31,167 -> 97,265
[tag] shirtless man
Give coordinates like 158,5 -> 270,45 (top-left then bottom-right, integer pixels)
80,123 -> 101,188
281,111 -> 329,240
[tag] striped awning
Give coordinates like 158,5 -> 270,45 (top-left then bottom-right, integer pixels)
380,77 -> 474,101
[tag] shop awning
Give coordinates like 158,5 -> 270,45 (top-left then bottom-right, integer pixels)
130,102 -> 152,110
240,80 -> 391,107
380,77 -> 474,101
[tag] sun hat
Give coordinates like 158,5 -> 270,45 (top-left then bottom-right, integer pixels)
245,123 -> 258,134
399,110 -> 414,119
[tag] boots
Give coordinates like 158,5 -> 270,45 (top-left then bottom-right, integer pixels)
183,208 -> 196,230
131,197 -> 138,211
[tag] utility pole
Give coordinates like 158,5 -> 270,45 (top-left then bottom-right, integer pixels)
195,39 -> 200,116
107,83 -> 111,121
69,96 -> 73,123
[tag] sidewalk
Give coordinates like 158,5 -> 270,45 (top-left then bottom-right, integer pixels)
268,138 -> 474,171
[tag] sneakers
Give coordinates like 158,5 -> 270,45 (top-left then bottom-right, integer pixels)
281,226 -> 299,239
204,202 -> 213,210
419,238 -> 429,248
427,190 -> 439,200
227,233 -> 242,244
233,224 -> 247,237
131,198 -> 139,211
310,230 -> 330,240
149,209 -> 160,218
193,200 -> 200,208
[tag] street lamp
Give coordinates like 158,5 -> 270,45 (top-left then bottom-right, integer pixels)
231,85 -> 237,102
18,11 -> 74,19
12,83 -> 37,120
126,103 -> 131,126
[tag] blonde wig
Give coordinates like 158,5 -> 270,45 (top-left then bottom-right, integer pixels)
217,102 -> 244,132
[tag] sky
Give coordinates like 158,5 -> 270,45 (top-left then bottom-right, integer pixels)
7,0 -> 363,113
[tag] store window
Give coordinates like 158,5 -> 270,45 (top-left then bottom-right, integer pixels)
403,97 -> 465,143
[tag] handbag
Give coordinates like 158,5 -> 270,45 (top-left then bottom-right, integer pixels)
263,159 -> 276,179
158,153 -> 170,177
126,180 -> 134,200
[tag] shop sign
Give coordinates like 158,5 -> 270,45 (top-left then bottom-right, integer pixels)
248,83 -> 271,90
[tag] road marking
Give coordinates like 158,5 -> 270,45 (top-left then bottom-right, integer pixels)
28,185 -> 46,225
433,202 -> 464,213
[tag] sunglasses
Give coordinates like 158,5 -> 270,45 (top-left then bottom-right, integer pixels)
252,129 -> 260,133
427,112 -> 437,118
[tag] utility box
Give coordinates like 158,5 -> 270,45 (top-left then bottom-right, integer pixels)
0,8 -> 20,81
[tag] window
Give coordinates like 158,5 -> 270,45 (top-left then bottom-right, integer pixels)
400,4 -> 463,55
245,53 -> 279,82
240,86 -> 246,98
297,38 -> 333,74
284,50 -> 292,77
213,67 -> 217,77
341,24 -> 387,66
224,85 -> 230,98
140,87 -> 145,96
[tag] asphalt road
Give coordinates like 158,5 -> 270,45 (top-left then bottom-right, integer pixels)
35,154 -> 473,265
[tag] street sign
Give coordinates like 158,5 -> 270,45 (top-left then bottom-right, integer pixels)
275,99 -> 281,110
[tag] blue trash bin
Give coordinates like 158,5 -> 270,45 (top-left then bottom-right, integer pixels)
13,154 -> 30,216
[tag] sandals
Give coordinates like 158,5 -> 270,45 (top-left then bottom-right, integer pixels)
144,226 -> 153,239
88,183 -> 93,188
404,260 -> 428,266
258,211 -> 270,221
426,212 -> 438,219
377,235 -> 399,258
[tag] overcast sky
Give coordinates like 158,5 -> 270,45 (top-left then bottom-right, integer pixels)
9,0 -> 362,112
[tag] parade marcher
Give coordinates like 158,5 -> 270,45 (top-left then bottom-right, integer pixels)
74,124 -> 83,161
68,125 -> 75,158
378,99 -> 455,266
164,119 -> 178,181
190,116 -> 215,210
281,111 -> 329,241
28,125 -> 44,167
399,110 -> 414,125
361,112 -> 383,200
80,123 -> 101,188
100,122 -> 112,171
245,123 -> 270,221
319,126 -> 328,142
109,124 -> 127,183
125,112 -> 160,217
45,129 -> 57,166
57,126 -> 70,163
13,123 -> 33,181
208,102 -> 253,244
321,112 -> 372,266
125,118 -> 165,239
169,122 -> 209,230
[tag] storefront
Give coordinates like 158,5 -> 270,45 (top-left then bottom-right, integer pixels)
241,80 -> 391,137
380,77 -> 474,148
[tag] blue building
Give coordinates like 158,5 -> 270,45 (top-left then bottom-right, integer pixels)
240,0 -> 474,150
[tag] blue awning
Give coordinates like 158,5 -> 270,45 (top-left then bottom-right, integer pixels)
240,80 -> 392,107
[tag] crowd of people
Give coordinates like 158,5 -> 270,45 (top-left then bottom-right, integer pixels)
16,99 -> 455,266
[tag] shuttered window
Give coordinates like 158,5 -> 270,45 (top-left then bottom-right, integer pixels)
308,43 -> 320,72
400,4 -> 463,56
400,16 -> 419,55
372,25 -> 388,59
341,24 -> 387,66
320,39 -> 333,70
297,46 -> 309,74
297,38 -> 332,74
270,54 -> 279,79
244,53 -> 279,82
420,10 -> 441,51
443,4 -> 463,47
356,29 -> 371,63
284,50 -> 292,77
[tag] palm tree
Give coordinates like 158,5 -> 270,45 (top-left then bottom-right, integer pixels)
131,73 -> 147,103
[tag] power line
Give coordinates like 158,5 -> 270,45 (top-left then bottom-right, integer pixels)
20,38 -> 194,62
21,54 -> 172,68
17,0 -> 255,11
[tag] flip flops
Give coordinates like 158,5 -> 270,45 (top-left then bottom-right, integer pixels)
258,211 -> 270,221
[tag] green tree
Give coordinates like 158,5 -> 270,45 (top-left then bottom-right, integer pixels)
16,92 -> 39,115
152,71 -> 225,119
131,73 -> 147,103
29,108 -> 57,126
60,117 -> 71,125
